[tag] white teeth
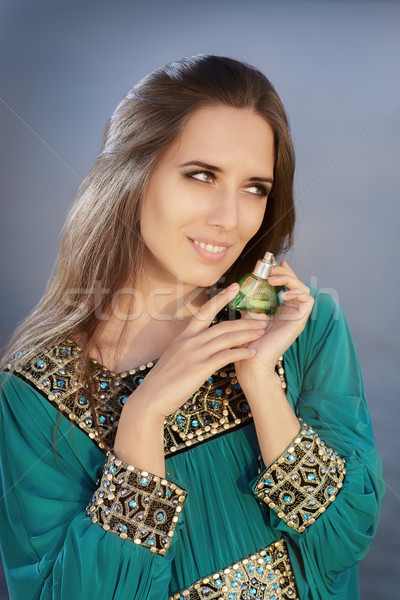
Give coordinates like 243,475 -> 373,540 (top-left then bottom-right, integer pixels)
193,239 -> 227,253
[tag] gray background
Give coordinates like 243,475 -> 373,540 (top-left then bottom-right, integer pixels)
0,0 -> 399,597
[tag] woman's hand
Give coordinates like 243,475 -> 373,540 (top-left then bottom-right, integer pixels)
128,282 -> 268,419
234,260 -> 314,389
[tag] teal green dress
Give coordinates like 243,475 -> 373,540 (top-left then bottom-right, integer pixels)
0,286 -> 384,599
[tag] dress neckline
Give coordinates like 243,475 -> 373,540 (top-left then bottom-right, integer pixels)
65,310 -> 226,380
66,336 -> 160,380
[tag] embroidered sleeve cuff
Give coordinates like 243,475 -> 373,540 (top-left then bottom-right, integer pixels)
251,419 -> 346,532
86,451 -> 187,555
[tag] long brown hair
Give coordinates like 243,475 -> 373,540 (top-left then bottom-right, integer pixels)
0,54 -> 296,445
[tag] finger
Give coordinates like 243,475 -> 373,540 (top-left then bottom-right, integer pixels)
204,328 -> 267,354
205,316 -> 268,341
281,289 -> 311,302
268,273 -> 310,294
239,311 -> 270,322
189,283 -> 240,329
212,346 -> 256,369
280,259 -> 297,275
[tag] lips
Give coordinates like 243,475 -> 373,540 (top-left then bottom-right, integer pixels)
187,237 -> 231,263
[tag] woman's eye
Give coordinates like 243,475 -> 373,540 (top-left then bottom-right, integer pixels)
246,184 -> 269,198
187,170 -> 214,183
185,171 -> 269,198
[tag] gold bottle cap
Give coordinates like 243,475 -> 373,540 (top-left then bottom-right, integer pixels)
252,252 -> 276,279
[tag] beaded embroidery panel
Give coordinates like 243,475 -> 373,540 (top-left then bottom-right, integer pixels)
87,452 -> 187,555
252,419 -> 346,532
6,313 -> 287,457
169,538 -> 299,600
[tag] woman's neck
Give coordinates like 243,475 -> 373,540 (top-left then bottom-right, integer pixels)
76,280 -> 211,374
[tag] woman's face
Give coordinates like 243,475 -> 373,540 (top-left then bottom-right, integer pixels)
140,104 -> 275,291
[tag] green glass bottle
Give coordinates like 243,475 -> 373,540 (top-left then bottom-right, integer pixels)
228,251 -> 278,314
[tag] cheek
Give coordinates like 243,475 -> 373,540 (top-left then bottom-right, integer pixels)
239,202 -> 267,241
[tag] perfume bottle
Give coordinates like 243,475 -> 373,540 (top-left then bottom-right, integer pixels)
228,251 -> 279,314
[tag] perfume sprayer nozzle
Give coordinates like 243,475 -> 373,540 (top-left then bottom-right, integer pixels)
252,252 -> 276,279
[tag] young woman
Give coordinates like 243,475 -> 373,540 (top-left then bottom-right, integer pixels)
0,55 -> 384,599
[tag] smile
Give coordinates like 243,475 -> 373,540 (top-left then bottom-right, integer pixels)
192,240 -> 227,253
187,237 -> 230,263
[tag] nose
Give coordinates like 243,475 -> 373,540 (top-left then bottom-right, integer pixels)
206,188 -> 239,231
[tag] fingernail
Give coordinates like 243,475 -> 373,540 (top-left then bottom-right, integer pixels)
228,283 -> 239,290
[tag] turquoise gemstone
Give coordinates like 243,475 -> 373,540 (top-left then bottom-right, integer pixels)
156,512 -> 164,521
167,490 -> 172,497
119,524 -> 127,533
264,478 -> 272,486
234,383 -> 241,390
283,494 -> 292,503
35,360 -> 45,369
235,572 -> 243,579
215,579 -> 222,587
109,465 -> 116,473
57,380 -> 65,388
228,594 -> 236,600
287,454 -> 296,462
78,397 -> 87,405
100,382 -> 108,390
129,501 -> 137,508
60,348 -> 68,356
141,477 -> 148,485
264,555 -> 271,563
307,473 -> 315,481
121,396 -> 128,404
231,581 -> 238,588
304,513 -> 311,520
98,416 -> 106,424
211,401 -> 219,409
147,538 -> 155,546
268,573 -> 275,580
249,588 -> 256,596
248,564 -> 255,572
191,420 -> 199,428
216,389 -> 222,396
306,429 -> 312,435
271,596 -> 276,600
137,378 -> 143,384
176,416 -> 184,425
207,377 -> 213,383
257,566 -> 264,574
272,583 -> 277,590
327,486 -> 334,495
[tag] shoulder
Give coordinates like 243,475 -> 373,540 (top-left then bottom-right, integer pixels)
0,339 -> 85,432
2,338 -> 82,400
291,282 -> 356,370
302,282 -> 349,338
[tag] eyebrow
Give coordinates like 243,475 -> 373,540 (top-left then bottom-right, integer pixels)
179,160 -> 274,185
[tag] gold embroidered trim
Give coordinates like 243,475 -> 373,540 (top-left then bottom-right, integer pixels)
169,538 -> 299,599
7,336 -> 287,457
252,419 -> 346,532
86,452 -> 187,555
